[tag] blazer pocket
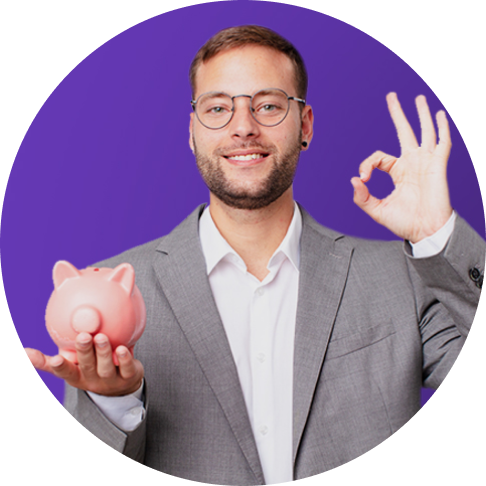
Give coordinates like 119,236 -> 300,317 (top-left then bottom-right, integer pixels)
325,320 -> 396,360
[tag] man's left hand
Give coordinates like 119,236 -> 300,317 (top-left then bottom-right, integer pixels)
351,92 -> 453,244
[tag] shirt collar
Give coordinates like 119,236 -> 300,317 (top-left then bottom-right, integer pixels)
199,202 -> 302,275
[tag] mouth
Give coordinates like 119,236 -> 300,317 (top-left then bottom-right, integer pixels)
223,151 -> 270,165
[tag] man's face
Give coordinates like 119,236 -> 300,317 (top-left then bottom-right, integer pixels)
189,45 -> 313,210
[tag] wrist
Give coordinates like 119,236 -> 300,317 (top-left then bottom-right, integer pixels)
409,211 -> 456,258
408,207 -> 453,244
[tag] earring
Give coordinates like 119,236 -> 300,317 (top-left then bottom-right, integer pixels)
302,141 -> 308,148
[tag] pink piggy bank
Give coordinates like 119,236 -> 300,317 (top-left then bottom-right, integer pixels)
45,260 -> 146,365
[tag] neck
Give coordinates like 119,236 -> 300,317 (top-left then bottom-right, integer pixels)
209,188 -> 295,281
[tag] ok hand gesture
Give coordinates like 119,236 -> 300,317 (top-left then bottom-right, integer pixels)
351,93 -> 453,243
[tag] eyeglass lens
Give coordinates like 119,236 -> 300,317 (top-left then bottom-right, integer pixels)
195,89 -> 290,129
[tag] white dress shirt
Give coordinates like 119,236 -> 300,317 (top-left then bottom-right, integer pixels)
197,203 -> 302,484
88,207 -> 456,483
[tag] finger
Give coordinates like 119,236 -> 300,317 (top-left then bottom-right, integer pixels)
75,332 -> 98,381
386,92 -> 418,151
415,95 -> 436,152
359,151 -> 398,182
116,347 -> 144,395
94,334 -> 117,380
47,354 -> 81,383
116,346 -> 141,381
26,348 -> 81,385
436,110 -> 452,160
351,177 -> 382,221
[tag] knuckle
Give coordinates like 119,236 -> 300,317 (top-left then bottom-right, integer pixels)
98,370 -> 114,380
123,369 -> 136,380
95,345 -> 113,358
75,346 -> 92,357
80,364 -> 97,375
96,349 -> 112,360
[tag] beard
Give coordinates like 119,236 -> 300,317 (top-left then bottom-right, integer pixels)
193,133 -> 302,210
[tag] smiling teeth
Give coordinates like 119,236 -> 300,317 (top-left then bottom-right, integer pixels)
228,154 -> 264,161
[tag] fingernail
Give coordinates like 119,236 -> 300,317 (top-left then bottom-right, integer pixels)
359,173 -> 364,180
117,349 -> 127,358
94,336 -> 108,347
51,356 -> 63,367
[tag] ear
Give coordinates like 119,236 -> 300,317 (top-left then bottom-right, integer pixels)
189,113 -> 195,153
53,260 -> 81,289
301,104 -> 314,150
108,263 -> 135,294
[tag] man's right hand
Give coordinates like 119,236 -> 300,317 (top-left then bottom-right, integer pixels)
25,332 -> 144,397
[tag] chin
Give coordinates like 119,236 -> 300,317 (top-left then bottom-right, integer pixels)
213,181 -> 291,211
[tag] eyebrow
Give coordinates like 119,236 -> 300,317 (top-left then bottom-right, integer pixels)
202,91 -> 230,99
253,89 -> 275,97
205,89 -> 285,97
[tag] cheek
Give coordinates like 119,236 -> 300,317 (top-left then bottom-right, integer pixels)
194,128 -> 229,153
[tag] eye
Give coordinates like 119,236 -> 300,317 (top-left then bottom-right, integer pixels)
209,105 -> 229,114
260,104 -> 277,112
197,93 -> 232,117
252,90 -> 288,116
254,103 -> 285,116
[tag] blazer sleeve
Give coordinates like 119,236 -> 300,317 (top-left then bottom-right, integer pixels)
405,214 -> 485,388
64,382 -> 147,463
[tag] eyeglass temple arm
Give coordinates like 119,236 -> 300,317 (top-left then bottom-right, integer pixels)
288,96 -> 306,105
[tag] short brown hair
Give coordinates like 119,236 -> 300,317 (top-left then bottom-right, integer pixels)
189,25 -> 308,100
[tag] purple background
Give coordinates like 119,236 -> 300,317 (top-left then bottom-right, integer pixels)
2,1 -> 483,406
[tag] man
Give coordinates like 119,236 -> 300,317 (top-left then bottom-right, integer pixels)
26,25 -> 484,484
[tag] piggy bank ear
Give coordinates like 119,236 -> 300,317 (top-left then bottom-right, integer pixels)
108,263 -> 135,294
53,260 -> 81,289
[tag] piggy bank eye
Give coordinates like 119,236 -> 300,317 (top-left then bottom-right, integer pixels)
94,268 -> 99,272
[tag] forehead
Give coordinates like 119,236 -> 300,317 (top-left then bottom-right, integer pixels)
194,45 -> 297,98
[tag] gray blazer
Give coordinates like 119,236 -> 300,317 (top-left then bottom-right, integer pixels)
65,204 -> 485,484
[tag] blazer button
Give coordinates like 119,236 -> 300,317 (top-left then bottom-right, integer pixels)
469,267 -> 481,281
476,275 -> 483,289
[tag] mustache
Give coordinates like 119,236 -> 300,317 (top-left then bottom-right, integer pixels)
214,141 -> 277,157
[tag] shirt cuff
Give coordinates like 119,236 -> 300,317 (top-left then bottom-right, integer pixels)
87,379 -> 145,432
409,211 -> 456,258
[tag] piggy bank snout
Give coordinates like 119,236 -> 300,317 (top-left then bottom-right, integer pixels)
71,305 -> 101,334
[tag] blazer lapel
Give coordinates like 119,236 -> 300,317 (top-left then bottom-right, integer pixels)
292,208 -> 354,465
152,206 -> 265,485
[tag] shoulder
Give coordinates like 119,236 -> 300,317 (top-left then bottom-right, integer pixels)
92,236 -> 165,270
299,203 -> 404,258
91,204 -> 206,271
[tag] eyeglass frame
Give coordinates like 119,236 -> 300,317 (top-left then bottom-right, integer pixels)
190,88 -> 306,130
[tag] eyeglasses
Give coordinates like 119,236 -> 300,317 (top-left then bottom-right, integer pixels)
191,88 -> 306,130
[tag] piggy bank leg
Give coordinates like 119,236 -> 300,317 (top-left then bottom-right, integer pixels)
59,348 -> 78,364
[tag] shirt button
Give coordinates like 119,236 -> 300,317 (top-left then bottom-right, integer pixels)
469,267 -> 481,281
257,353 -> 266,363
256,288 -> 265,297
129,408 -> 140,416
260,425 -> 268,436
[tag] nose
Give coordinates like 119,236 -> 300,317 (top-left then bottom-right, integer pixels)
229,95 -> 261,140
